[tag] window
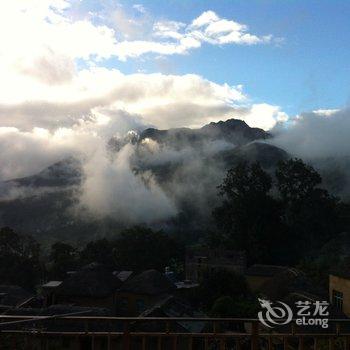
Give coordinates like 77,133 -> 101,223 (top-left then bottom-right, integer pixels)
333,290 -> 343,310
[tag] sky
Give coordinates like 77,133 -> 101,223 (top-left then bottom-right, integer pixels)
98,0 -> 350,116
1,0 -> 350,180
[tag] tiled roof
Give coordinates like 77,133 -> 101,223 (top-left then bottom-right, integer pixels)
119,270 -> 176,296
245,264 -> 288,277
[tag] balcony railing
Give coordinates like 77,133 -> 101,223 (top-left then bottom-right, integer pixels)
0,315 -> 350,349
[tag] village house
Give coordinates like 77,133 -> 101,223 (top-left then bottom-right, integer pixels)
185,248 -> 246,282
115,269 -> 177,316
329,271 -> 350,316
41,280 -> 62,306
43,263 -> 123,313
0,285 -> 34,309
245,264 -> 289,292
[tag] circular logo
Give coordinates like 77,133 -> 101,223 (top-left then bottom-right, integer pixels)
258,298 -> 293,328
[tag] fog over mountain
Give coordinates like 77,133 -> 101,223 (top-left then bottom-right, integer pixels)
0,118 -> 288,242
3,108 -> 350,244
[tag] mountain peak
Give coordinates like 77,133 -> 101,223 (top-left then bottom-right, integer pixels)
140,118 -> 269,148
205,118 -> 249,128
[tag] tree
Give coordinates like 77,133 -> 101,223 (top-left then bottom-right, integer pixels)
276,158 -> 341,252
80,239 -> 116,267
213,162 -> 287,263
276,158 -> 322,202
0,227 -> 41,289
213,159 -> 343,265
114,226 -> 185,272
218,162 -> 272,200
48,242 -> 79,279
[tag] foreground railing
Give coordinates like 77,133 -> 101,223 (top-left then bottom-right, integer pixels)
0,316 -> 350,349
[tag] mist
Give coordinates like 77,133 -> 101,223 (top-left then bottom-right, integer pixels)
269,108 -> 350,197
78,143 -> 177,224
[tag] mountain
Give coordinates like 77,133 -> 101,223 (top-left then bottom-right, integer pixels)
0,119 -> 288,243
139,118 -> 269,149
5,157 -> 82,189
218,142 -> 288,168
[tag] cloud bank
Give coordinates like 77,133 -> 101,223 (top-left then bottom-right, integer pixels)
271,108 -> 350,159
0,1 -> 290,225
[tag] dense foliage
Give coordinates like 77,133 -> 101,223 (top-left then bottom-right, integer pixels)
0,226 -> 185,289
213,158 -> 343,265
0,227 -> 41,289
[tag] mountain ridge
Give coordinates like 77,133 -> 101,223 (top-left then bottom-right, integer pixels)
0,118 -> 287,242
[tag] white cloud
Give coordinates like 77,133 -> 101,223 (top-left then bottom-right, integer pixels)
244,104 -> 289,131
120,9 -> 274,60
191,10 -> 219,27
0,66 -> 250,130
0,1 -> 117,60
0,0 -> 287,183
132,4 -> 146,14
0,66 -> 288,182
313,108 -> 340,117
271,108 -> 350,159
0,1 -> 277,93
79,144 -> 177,223
88,5 -> 276,60
189,11 -> 273,46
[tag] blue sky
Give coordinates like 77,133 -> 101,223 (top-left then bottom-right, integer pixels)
97,0 -> 350,116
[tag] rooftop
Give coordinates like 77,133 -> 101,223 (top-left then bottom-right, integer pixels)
119,269 -> 176,296
0,285 -> 33,307
42,281 -> 62,288
245,264 -> 288,277
56,264 -> 122,298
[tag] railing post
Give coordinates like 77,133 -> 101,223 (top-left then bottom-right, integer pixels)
298,336 -> 304,350
107,332 -> 111,350
268,335 -> 273,350
123,321 -> 130,350
251,321 -> 259,350
172,336 -> 177,350
346,336 -> 350,350
204,337 -> 209,350
220,338 -> 226,350
91,334 -> 95,350
188,336 -> 193,350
